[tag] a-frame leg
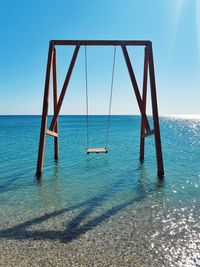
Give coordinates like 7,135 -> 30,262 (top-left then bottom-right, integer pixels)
121,45 -> 151,133
36,42 -> 54,176
52,47 -> 58,160
148,44 -> 164,177
36,44 -> 80,176
49,45 -> 80,131
140,47 -> 149,160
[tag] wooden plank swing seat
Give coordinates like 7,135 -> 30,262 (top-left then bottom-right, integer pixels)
36,40 -> 165,179
87,148 -> 108,154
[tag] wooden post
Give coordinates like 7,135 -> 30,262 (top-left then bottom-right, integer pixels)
148,43 -> 164,177
52,47 -> 59,160
36,42 -> 54,176
49,45 -> 80,131
121,45 -> 151,132
140,47 -> 149,160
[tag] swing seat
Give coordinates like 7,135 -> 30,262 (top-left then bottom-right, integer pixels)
87,148 -> 108,154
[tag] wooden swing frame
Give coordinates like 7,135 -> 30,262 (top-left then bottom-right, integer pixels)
36,40 -> 164,178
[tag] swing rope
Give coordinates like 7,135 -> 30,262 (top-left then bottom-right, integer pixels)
85,46 -> 89,149
105,46 -> 116,148
85,46 -> 116,152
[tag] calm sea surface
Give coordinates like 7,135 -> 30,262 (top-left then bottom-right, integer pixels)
0,115 -> 200,266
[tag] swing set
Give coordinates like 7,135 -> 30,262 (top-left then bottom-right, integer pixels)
36,40 -> 164,178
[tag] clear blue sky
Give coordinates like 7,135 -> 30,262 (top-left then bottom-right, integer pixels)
0,0 -> 199,115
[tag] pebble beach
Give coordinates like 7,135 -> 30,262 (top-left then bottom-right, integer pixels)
1,196 -> 200,266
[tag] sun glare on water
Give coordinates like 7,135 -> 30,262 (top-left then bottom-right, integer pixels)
166,114 -> 200,120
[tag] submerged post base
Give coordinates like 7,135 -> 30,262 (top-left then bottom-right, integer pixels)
157,171 -> 164,178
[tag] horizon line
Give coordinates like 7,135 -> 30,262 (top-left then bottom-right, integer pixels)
0,114 -> 199,117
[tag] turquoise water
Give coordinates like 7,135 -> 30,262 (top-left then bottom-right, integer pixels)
0,115 -> 200,265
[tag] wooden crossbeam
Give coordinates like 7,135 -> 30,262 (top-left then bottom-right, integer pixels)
142,130 -> 154,138
46,129 -> 58,138
51,40 -> 151,46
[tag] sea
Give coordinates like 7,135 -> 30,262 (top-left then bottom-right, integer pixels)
0,115 -> 200,266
